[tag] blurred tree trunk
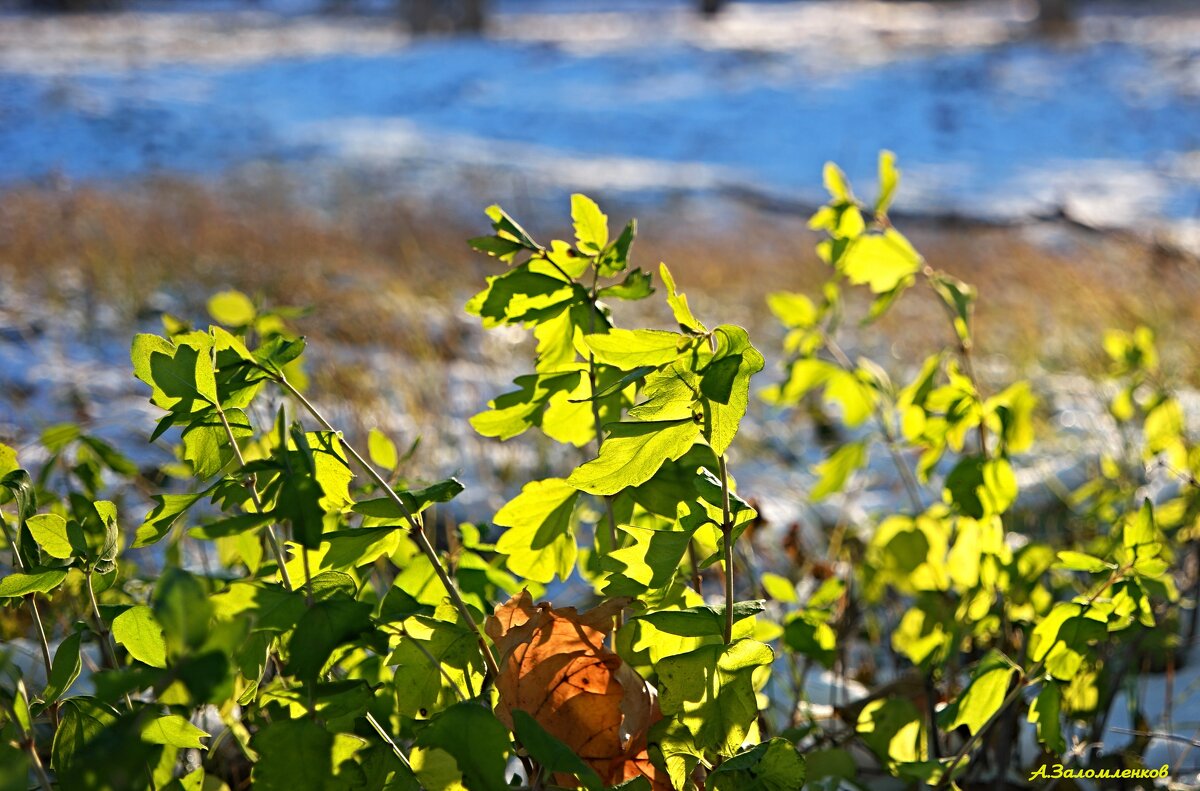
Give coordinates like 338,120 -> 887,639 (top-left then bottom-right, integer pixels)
404,0 -> 486,33
1036,0 -> 1074,35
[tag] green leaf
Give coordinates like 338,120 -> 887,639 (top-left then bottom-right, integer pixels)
353,478 -> 465,521
838,230 -> 922,294
631,601 -> 764,638
940,650 -> 1016,736
141,715 -> 209,750
131,333 -> 218,413
153,568 -> 212,656
629,362 -> 702,422
251,717 -> 334,791
783,612 -> 837,669
1027,682 -> 1065,754
1123,499 -> 1159,557
0,469 -> 39,568
598,268 -> 653,301
207,290 -> 256,327
803,748 -> 856,783
287,598 -> 372,680
567,419 -> 700,496
318,527 -> 401,571
0,568 -> 68,597
493,478 -> 579,584
701,325 -> 765,456
27,513 -> 85,559
928,272 -> 975,344
875,150 -> 899,215
0,742 -> 28,791
43,630 -> 83,703
512,710 -> 603,791
484,203 -> 541,254
413,703 -> 511,791
600,524 -> 694,597
135,489 -> 214,548
469,370 -> 585,443
465,265 -> 577,327
112,605 -> 169,669
585,329 -> 689,369
809,441 -> 867,501
656,639 -> 773,757
572,194 -> 609,254
943,457 -> 1017,519
855,698 -> 923,765
367,428 -> 399,470
1054,551 -> 1114,574
766,292 -> 817,330
0,442 -> 17,478
659,263 -> 707,334
182,407 -> 249,479
276,474 -> 326,549
598,219 -> 638,277
165,768 -> 206,791
822,162 -> 853,203
52,697 -> 118,774
760,573 -> 796,603
707,738 -> 806,791
211,581 -> 306,632
389,612 -> 485,718
1029,604 -> 1105,680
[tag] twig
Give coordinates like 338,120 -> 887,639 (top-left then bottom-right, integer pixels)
365,712 -> 413,769
276,375 -> 502,681
687,540 -> 704,598
0,512 -> 56,702
718,455 -> 735,645
211,399 -> 294,592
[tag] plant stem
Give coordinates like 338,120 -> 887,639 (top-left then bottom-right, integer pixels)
27,735 -> 53,791
85,569 -> 139,721
276,375 -> 502,681
935,565 -> 1128,788
212,400 -> 294,592
921,268 -> 989,459
85,570 -> 119,672
686,540 -> 703,597
822,333 -> 924,512
586,270 -> 621,554
365,712 -> 412,770
587,361 -> 621,557
0,512 -> 56,697
718,455 -> 735,645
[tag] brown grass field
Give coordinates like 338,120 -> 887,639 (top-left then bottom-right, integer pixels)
2,176 -> 1197,415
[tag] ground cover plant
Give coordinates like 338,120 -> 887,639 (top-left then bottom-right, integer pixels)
0,155 -> 1196,789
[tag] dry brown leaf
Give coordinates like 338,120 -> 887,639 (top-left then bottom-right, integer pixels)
486,591 -> 670,790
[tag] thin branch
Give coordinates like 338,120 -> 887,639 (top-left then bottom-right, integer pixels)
365,712 -> 413,769
276,375 -> 502,681
718,455 -> 735,645
686,540 -> 703,598
212,399 -> 294,592
0,512 -> 56,697
822,333 -> 924,512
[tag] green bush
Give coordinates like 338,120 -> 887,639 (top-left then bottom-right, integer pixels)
0,155 -> 1191,789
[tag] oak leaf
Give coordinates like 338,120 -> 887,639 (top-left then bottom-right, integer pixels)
486,591 -> 669,789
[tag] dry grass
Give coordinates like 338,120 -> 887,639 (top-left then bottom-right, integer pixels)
2,176 -> 1198,399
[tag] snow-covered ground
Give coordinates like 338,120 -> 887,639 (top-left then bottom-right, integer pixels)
1,0 -> 1199,246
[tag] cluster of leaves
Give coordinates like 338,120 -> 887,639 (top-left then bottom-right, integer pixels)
760,154 -> 1191,788
0,157 -> 1193,791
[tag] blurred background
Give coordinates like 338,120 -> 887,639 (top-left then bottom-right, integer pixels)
0,0 -> 1198,523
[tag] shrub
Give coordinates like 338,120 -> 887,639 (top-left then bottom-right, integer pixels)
0,156 -> 1191,789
